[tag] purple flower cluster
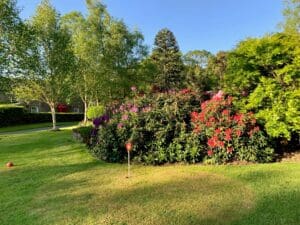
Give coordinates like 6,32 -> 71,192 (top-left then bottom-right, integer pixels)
93,114 -> 109,128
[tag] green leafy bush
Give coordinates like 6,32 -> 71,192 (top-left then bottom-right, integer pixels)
93,121 -> 127,162
87,106 -> 104,120
224,33 -> 300,140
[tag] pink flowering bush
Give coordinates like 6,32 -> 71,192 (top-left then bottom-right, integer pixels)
191,91 -> 274,163
92,88 -> 203,164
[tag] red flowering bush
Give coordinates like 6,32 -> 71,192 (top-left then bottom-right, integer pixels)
191,91 -> 274,164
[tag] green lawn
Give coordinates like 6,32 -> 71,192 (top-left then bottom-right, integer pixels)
0,103 -> 23,108
0,128 -> 299,225
0,122 -> 78,133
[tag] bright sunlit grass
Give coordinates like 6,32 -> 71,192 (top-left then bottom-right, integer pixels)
0,122 -> 78,133
0,129 -> 299,225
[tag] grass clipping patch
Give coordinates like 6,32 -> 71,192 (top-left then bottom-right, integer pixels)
34,167 -> 254,225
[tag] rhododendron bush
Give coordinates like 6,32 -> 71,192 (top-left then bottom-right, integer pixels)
89,88 -> 274,164
191,91 -> 274,163
91,88 -> 203,164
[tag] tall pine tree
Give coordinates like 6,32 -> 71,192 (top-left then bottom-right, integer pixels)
151,28 -> 184,90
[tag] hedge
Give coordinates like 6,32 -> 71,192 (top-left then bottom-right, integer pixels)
0,106 -> 84,127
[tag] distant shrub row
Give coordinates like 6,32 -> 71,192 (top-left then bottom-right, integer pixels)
0,106 -> 83,127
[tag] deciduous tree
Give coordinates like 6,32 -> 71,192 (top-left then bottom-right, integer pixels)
14,0 -> 74,130
183,50 -> 214,91
280,0 -> 300,33
63,0 -> 147,122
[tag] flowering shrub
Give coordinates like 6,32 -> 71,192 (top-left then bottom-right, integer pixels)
191,91 -> 274,164
89,88 -> 274,164
91,88 -> 203,164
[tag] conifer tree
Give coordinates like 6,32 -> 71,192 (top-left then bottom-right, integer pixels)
151,28 -> 184,90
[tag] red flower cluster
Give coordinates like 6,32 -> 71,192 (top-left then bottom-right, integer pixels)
248,126 -> 260,137
207,149 -> 214,156
227,147 -> 233,154
233,113 -> 243,125
224,128 -> 232,141
222,109 -> 230,116
190,93 -> 262,158
215,128 -> 221,135
236,129 -> 242,137
191,111 -> 205,123
207,136 -> 224,148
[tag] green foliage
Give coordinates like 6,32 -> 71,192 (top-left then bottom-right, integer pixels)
280,0 -> 300,33
0,0 -> 35,77
87,105 -> 104,119
0,76 -> 13,100
206,51 -> 228,89
183,50 -> 216,91
224,33 -> 300,139
247,78 -> 300,139
151,28 -> 184,90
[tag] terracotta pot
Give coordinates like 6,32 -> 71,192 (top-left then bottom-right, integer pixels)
6,162 -> 14,168
125,142 -> 133,152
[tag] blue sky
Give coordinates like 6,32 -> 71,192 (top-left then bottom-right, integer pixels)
17,0 -> 284,54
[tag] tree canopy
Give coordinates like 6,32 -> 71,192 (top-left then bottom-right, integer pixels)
281,0 -> 300,33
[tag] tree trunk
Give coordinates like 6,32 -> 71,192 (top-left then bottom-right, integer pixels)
83,98 -> 88,124
50,105 -> 58,131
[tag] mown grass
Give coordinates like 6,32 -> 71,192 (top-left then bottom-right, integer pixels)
0,122 -> 78,133
0,103 -> 23,108
0,128 -> 299,225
